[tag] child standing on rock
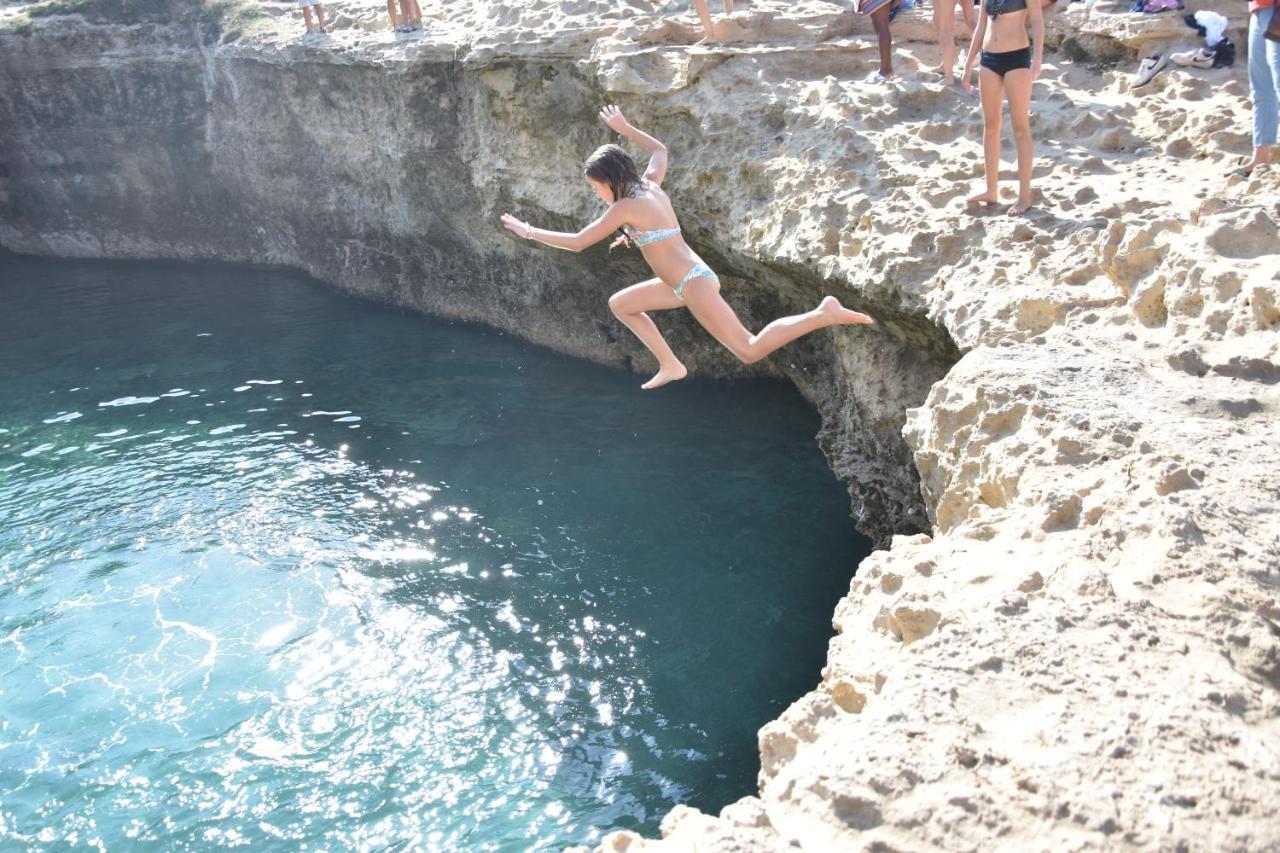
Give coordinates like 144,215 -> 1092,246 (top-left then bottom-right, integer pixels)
961,0 -> 1045,215
650,0 -> 734,45
299,0 -> 327,35
859,0 -> 901,82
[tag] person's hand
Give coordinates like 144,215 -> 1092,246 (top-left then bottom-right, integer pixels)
609,233 -> 633,251
599,104 -> 631,134
962,72 -> 974,94
500,213 -> 532,238
1030,59 -> 1041,81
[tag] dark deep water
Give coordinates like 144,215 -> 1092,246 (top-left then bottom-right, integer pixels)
0,254 -> 872,849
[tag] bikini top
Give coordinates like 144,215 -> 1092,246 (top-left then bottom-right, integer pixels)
624,225 -> 681,246
985,0 -> 1027,16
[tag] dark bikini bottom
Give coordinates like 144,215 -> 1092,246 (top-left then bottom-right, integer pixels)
980,46 -> 1032,77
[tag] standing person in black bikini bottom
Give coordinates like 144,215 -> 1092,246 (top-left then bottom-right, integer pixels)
980,45 -> 1031,77
961,0 -> 1045,216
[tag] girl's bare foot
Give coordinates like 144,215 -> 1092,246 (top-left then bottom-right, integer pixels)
818,295 -> 875,325
1007,196 -> 1033,216
642,362 -> 688,389
967,190 -> 999,206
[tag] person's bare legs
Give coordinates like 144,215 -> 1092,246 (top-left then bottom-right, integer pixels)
871,5 -> 894,78
933,0 -> 958,84
316,4 -> 327,31
683,280 -> 874,366
969,66 -> 1004,206
692,0 -> 718,43
303,5 -> 316,33
1004,67 -> 1034,215
387,0 -> 400,29
609,279 -> 690,389
398,0 -> 420,29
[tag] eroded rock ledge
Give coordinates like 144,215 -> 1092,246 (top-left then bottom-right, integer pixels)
2,0 -> 1279,849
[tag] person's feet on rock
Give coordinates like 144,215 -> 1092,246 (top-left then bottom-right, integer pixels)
967,189 -> 999,207
641,362 -> 688,389
1007,195 -> 1033,216
1235,153 -> 1269,178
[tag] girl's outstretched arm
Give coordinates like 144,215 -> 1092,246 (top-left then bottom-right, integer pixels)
500,203 -> 631,253
600,105 -> 669,187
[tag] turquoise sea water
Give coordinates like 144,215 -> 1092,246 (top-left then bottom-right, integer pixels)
0,254 -> 870,849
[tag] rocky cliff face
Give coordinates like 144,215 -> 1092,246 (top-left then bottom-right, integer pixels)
0,3 -> 957,545
2,0 -> 1279,849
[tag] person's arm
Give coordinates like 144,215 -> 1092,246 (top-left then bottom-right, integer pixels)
500,202 -> 631,253
600,105 -> 669,187
962,0 -> 975,30
1027,1 -> 1044,79
961,6 -> 986,93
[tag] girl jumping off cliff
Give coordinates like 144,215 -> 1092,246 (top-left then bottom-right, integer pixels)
500,106 -> 875,390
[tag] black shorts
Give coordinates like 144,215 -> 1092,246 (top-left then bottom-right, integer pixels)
980,46 -> 1032,77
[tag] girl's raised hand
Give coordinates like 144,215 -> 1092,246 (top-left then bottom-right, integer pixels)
599,104 -> 631,133
500,212 -> 531,238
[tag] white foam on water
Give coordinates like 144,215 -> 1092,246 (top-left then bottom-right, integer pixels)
209,424 -> 246,435
43,412 -> 82,424
98,396 -> 159,407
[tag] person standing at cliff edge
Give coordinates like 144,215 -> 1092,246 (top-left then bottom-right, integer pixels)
1240,0 -> 1280,176
396,0 -> 423,33
299,0 -> 327,35
960,0 -> 1045,215
499,106 -> 875,390
649,0 -> 734,45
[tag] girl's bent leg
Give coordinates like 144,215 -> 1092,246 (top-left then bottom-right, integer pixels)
608,279 -> 689,389
1003,67 -> 1035,215
969,66 -> 1005,205
683,282 -> 872,365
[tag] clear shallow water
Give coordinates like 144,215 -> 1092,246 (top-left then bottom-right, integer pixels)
0,254 -> 871,849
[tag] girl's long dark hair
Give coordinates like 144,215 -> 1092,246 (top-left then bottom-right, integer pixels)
584,144 -> 642,203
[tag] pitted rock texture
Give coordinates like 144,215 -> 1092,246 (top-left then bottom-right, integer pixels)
3,0 -> 1280,850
